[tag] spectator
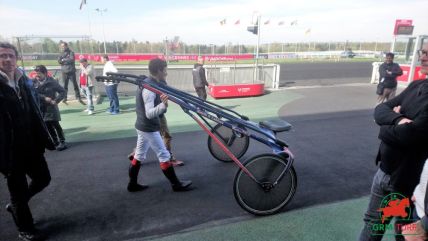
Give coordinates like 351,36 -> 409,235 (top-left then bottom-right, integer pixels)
58,42 -> 81,104
127,58 -> 192,192
359,43 -> 428,241
79,58 -> 95,115
102,55 -> 120,115
377,52 -> 403,103
401,45 -> 428,241
0,42 -> 55,241
34,65 -> 67,151
401,159 -> 428,241
192,56 -> 209,100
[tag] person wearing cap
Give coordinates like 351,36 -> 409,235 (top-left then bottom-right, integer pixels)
34,65 -> 67,151
101,55 -> 120,114
79,58 -> 95,115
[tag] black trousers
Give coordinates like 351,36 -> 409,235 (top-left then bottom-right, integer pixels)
62,71 -> 80,100
6,154 -> 51,232
195,87 -> 207,100
45,121 -> 65,145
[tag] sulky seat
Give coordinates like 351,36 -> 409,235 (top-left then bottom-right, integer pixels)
259,119 -> 292,133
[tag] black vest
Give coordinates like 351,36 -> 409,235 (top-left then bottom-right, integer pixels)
134,77 -> 162,132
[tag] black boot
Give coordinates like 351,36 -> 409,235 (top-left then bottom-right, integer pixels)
128,161 -> 148,192
161,165 -> 192,192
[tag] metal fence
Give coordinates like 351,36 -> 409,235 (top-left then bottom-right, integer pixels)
41,64 -> 280,97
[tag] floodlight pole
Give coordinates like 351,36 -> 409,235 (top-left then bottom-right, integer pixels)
95,8 -> 107,54
254,14 -> 261,82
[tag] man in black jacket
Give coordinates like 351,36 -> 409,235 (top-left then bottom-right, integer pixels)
34,65 -> 67,151
378,52 -> 403,103
360,43 -> 428,241
58,41 -> 81,103
0,42 -> 55,241
192,57 -> 209,100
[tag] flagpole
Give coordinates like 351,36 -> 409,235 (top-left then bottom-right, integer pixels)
255,14 -> 261,81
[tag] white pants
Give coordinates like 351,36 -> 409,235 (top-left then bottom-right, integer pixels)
134,129 -> 170,163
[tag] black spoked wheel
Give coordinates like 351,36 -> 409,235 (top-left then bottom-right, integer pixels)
207,124 -> 250,162
233,154 -> 297,215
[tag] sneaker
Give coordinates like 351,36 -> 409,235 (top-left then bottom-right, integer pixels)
83,109 -> 89,112
62,100 -> 68,105
106,110 -> 112,114
110,111 -> 120,115
88,110 -> 94,115
170,159 -> 184,166
127,183 -> 148,192
18,229 -> 46,241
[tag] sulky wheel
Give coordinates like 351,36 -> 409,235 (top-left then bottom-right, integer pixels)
207,123 -> 250,162
233,153 -> 297,215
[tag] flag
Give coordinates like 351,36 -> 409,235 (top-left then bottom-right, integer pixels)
278,21 -> 285,26
79,0 -> 86,10
305,28 -> 311,35
290,20 -> 298,26
234,19 -> 240,25
220,19 -> 226,25
264,20 -> 270,25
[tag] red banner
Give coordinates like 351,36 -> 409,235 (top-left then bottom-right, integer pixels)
397,65 -> 427,82
209,83 -> 264,99
75,54 -> 254,62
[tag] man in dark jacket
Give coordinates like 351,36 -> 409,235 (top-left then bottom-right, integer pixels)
192,57 -> 209,100
34,65 -> 67,151
58,41 -> 81,103
0,42 -> 55,241
359,43 -> 428,241
397,44 -> 428,241
378,52 -> 403,103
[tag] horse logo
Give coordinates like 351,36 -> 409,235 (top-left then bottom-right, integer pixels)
378,193 -> 411,223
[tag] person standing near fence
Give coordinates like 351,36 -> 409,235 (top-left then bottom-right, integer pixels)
192,57 -> 209,100
34,65 -> 68,151
79,58 -> 95,115
1,42 -> 55,241
102,55 -> 120,114
377,52 -> 403,103
58,42 -> 81,104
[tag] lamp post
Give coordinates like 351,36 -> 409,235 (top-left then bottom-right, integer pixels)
95,8 -> 107,54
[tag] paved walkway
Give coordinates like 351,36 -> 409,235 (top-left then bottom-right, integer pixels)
1,84 -> 394,241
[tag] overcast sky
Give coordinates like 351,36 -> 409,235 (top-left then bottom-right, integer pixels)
0,0 -> 427,45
